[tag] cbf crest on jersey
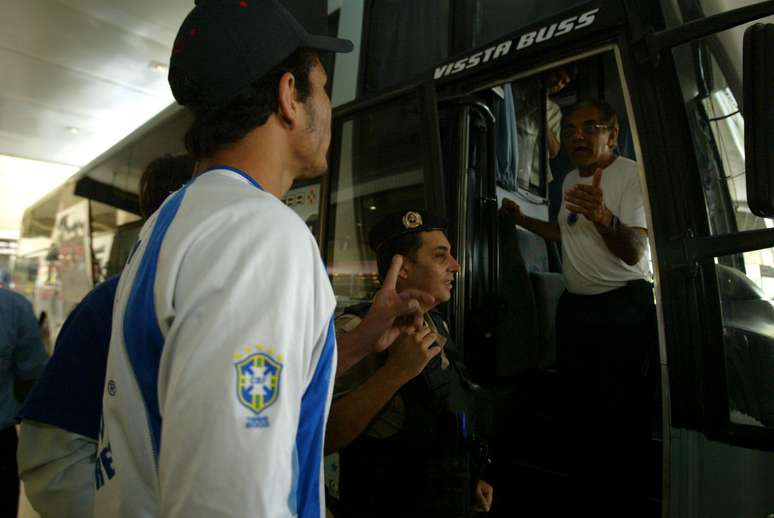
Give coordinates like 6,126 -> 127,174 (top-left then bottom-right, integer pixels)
234,346 -> 283,428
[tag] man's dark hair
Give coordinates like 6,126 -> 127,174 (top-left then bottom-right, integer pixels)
375,233 -> 424,281
139,154 -> 195,219
184,49 -> 317,160
565,98 -> 619,130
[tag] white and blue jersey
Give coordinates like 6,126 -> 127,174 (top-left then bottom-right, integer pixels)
95,168 -> 337,518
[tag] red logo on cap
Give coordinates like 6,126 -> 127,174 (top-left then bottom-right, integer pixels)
239,1 -> 247,7
173,36 -> 186,55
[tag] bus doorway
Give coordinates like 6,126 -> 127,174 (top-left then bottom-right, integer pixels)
437,47 -> 662,516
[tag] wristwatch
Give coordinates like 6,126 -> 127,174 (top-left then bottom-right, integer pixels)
598,214 -> 619,235
609,214 -> 620,233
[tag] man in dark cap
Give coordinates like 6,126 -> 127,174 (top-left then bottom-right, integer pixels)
96,2 -> 430,517
325,210 -> 494,518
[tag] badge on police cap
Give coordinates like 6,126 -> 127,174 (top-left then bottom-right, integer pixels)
402,211 -> 423,229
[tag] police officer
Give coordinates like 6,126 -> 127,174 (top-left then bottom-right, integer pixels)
326,210 -> 493,518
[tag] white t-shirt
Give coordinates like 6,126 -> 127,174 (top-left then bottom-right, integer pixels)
95,168 -> 337,518
558,156 -> 651,295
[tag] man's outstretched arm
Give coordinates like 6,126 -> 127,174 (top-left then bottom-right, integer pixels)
500,199 -> 561,242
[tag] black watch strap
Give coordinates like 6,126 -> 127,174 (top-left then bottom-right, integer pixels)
598,214 -> 619,235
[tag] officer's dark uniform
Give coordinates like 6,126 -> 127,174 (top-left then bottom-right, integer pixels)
332,211 -> 489,518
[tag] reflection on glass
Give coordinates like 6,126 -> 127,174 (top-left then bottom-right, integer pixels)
326,98 -> 429,310
90,200 -> 142,283
715,253 -> 774,428
283,181 -> 322,240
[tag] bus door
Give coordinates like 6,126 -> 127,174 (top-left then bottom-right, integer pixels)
623,2 -> 774,517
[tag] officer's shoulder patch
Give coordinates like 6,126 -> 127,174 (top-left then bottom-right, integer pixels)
234,345 -> 283,428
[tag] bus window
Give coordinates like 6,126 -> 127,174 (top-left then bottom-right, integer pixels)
326,91 -> 437,310
90,199 -> 141,283
673,31 -> 774,430
283,181 -> 322,242
51,200 -> 93,330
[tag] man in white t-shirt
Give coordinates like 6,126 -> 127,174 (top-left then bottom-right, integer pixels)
501,99 -> 657,516
95,2 -> 432,517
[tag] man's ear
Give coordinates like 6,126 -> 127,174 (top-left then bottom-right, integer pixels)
399,259 -> 411,280
277,71 -> 299,128
607,126 -> 620,149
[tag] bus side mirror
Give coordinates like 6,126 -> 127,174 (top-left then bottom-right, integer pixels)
744,23 -> 774,217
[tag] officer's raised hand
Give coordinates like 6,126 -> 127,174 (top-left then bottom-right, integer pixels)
384,325 -> 442,384
564,168 -> 613,227
336,255 -> 434,376
366,255 -> 434,351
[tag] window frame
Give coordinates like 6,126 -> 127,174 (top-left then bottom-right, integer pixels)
623,8 -> 774,449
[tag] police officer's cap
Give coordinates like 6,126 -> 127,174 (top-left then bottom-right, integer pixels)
369,210 -> 448,252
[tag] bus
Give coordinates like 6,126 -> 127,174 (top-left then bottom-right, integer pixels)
321,1 -> 774,516
13,104 -> 189,340
16,0 -> 774,516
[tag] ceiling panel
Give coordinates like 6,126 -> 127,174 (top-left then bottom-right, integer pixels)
1,2 -> 179,96
0,0 -> 188,166
57,0 -> 193,44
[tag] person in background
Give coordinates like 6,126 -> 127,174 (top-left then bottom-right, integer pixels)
0,284 -> 47,517
38,311 -> 53,356
17,154 -> 194,518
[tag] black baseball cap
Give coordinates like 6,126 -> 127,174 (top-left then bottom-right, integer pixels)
369,210 -> 448,253
169,0 -> 353,107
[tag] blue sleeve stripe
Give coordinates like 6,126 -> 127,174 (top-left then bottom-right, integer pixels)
291,318 -> 336,518
122,186 -> 188,464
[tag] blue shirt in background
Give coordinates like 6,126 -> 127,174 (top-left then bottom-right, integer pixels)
19,276 -> 119,440
0,288 -> 48,429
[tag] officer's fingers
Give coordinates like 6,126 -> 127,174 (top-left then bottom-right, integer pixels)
413,326 -> 432,341
382,255 -> 403,291
412,309 -> 424,330
425,344 -> 443,361
375,327 -> 401,352
398,326 -> 415,339
421,333 -> 438,350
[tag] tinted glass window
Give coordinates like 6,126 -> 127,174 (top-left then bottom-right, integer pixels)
673,33 -> 774,429
326,94 -> 432,309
